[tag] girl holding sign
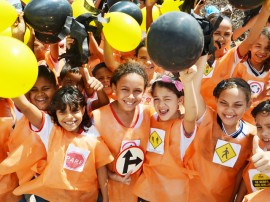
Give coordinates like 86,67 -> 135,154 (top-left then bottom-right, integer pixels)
92,61 -> 152,202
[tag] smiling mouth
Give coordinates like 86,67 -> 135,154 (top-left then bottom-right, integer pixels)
64,121 -> 77,125
263,138 -> 270,142
225,115 -> 234,118
159,109 -> 169,116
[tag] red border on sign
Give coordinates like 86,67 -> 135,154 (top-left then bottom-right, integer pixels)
114,146 -> 145,177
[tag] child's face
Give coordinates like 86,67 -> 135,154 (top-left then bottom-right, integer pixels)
152,85 -> 182,121
213,19 -> 232,55
255,112 -> 270,148
94,67 -> 113,95
137,47 -> 157,81
56,105 -> 85,133
29,77 -> 57,111
61,72 -> 84,92
112,73 -> 145,112
249,34 -> 270,68
216,87 -> 249,130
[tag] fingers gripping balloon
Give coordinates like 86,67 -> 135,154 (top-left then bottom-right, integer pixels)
146,11 -> 204,72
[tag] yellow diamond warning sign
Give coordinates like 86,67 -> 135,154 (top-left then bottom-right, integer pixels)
149,131 -> 162,149
215,143 -> 236,163
204,64 -> 213,76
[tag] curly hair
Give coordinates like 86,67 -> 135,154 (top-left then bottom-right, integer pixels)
110,61 -> 148,89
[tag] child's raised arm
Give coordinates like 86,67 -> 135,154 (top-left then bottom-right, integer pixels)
103,36 -> 120,72
179,65 -> 198,135
237,0 -> 270,57
12,95 -> 43,129
193,55 -> 208,119
82,68 -> 109,110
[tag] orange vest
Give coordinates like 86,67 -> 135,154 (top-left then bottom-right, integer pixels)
184,108 -> 255,202
0,118 -> 21,202
92,104 -> 151,202
133,116 -> 198,202
0,99 -> 15,118
13,125 -> 113,201
242,138 -> 270,196
232,62 -> 270,125
0,116 -> 47,184
201,47 -> 240,110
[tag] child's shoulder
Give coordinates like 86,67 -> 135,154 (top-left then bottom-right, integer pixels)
82,125 -> 101,138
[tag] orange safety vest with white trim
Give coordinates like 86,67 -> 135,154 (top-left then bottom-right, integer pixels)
92,103 -> 151,202
201,47 -> 242,110
184,107 -> 255,202
133,116 -> 198,202
232,62 -> 270,125
0,117 -> 21,202
242,137 -> 270,196
0,116 -> 47,184
13,122 -> 113,201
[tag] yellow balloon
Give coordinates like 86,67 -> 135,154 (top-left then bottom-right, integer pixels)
21,0 -> 31,4
0,27 -> 31,44
0,27 -> 11,37
103,12 -> 142,52
71,0 -> 95,18
0,0 -> 18,32
0,36 -> 38,98
141,5 -> 160,32
160,0 -> 184,14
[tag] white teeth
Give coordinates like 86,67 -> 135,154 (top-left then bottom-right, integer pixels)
65,121 -> 75,125
126,102 -> 133,105
263,138 -> 270,142
36,98 -> 45,101
225,115 -> 233,118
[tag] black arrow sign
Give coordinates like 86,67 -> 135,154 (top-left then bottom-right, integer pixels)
122,150 -> 143,174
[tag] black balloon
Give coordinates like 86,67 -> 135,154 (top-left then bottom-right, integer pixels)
109,1 -> 143,25
24,0 -> 73,35
107,0 -> 128,8
35,32 -> 61,44
147,12 -> 204,72
228,0 -> 264,10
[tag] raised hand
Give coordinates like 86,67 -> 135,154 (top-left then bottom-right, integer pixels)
251,135 -> 270,173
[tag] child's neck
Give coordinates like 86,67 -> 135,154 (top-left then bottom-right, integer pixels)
111,102 -> 139,128
248,58 -> 264,72
222,121 -> 240,136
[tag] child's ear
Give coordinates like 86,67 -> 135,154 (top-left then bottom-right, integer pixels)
178,96 -> 184,105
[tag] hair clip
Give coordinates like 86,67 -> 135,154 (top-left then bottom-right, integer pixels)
155,75 -> 183,92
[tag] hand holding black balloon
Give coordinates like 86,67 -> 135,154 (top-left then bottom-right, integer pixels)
147,11 -> 204,72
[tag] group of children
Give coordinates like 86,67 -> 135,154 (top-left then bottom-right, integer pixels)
1,0 -> 270,201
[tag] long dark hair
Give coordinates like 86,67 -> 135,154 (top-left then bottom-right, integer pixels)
48,86 -> 91,131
